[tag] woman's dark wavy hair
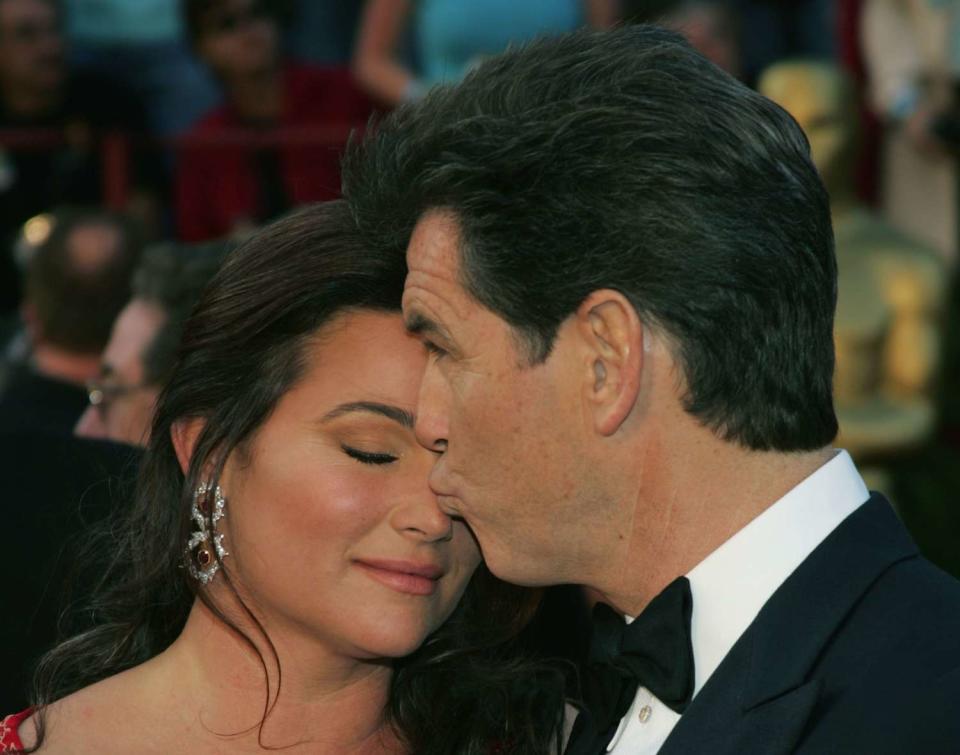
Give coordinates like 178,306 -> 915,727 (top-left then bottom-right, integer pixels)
24,201 -> 566,754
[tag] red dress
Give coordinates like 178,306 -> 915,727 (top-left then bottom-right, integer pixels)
175,63 -> 375,242
0,709 -> 30,751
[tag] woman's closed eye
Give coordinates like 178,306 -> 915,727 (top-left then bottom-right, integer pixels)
342,444 -> 399,465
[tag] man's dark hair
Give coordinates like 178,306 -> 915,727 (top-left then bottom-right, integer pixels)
344,24 -> 838,452
25,208 -> 143,354
132,239 -> 233,387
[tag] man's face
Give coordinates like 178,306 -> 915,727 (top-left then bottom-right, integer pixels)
0,0 -> 64,96
75,299 -> 165,447
402,211 -> 612,586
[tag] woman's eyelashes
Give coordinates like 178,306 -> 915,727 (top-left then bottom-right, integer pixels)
341,444 -> 399,465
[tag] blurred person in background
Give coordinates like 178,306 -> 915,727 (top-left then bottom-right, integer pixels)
64,0 -> 221,137
0,208 -> 142,436
175,0 -> 374,242
0,207 -> 145,712
76,238 -> 230,447
0,0 -> 161,312
1,235 -> 225,714
353,0 -> 618,107
861,0 -> 960,263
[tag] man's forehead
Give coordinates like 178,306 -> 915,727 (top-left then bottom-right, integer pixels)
104,300 -> 165,371
406,210 -> 463,279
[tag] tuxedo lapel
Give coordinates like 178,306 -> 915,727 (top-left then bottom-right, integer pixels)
659,495 -> 917,755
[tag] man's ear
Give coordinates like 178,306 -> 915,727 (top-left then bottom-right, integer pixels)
576,289 -> 643,436
171,418 -> 206,475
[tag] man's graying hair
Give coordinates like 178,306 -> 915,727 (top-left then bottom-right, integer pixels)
133,240 -> 233,387
344,24 -> 838,452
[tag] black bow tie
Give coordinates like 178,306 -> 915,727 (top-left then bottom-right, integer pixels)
565,576 -> 695,755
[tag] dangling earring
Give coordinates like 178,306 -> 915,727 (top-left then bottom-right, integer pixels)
185,481 -> 228,585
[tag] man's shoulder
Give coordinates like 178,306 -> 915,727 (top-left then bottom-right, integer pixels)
760,494 -> 960,697
786,545 -> 960,753
873,548 -> 960,607
843,551 -> 960,654
802,549 -> 960,745
817,500 -> 960,665
842,493 -> 960,622
801,616 -> 960,754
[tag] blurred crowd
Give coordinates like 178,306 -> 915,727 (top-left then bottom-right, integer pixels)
1,0 -> 959,712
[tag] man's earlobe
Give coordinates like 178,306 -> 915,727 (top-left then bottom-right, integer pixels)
577,290 -> 643,436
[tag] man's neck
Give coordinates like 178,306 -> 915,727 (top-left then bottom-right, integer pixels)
31,344 -> 100,386
597,430 -> 834,617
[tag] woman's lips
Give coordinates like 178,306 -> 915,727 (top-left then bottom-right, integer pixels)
354,559 -> 443,596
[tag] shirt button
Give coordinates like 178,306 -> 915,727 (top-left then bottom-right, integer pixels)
638,705 -> 653,723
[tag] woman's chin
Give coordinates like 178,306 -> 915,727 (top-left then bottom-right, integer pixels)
350,620 -> 436,660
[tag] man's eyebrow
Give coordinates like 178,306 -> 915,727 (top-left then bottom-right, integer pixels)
404,311 -> 447,339
321,401 -> 415,429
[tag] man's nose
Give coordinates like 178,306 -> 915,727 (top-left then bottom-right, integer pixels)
414,362 -> 449,454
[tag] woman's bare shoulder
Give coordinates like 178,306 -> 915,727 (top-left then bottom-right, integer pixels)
21,662 -> 170,753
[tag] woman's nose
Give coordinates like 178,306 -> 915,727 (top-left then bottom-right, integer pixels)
389,491 -> 454,543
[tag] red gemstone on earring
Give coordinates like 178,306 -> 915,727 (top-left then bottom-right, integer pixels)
197,548 -> 211,566
199,495 -> 210,513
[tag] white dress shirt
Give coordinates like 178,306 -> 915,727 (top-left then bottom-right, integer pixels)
606,450 -> 870,753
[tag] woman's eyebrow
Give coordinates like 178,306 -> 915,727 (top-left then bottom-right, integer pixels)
321,401 -> 415,429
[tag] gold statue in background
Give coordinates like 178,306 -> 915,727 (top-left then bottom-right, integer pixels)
760,61 -> 946,475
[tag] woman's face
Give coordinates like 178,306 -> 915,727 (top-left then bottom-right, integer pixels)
218,310 -> 481,659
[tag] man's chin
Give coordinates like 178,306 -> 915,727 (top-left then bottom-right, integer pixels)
434,492 -> 463,517
482,550 -> 560,588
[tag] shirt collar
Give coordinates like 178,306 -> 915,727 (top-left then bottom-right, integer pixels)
684,449 -> 870,696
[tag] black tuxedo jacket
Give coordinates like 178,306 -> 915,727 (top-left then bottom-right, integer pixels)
654,493 -> 960,754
